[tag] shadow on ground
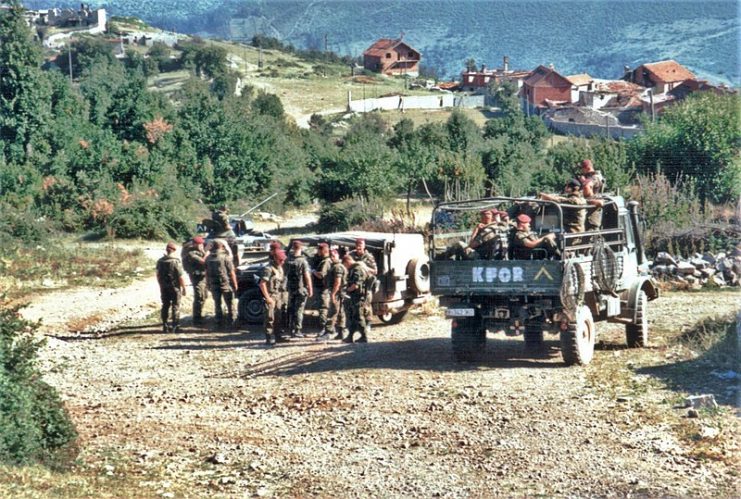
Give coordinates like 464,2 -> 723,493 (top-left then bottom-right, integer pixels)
636,315 -> 739,407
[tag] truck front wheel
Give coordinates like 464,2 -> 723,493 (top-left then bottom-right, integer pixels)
560,305 -> 595,366
451,316 -> 486,362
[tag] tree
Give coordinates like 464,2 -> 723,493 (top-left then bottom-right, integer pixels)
628,92 -> 741,205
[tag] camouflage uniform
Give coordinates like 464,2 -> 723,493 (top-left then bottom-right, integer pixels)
260,260 -> 286,342
344,262 -> 370,342
512,229 -> 558,260
206,250 -> 235,326
286,253 -> 311,336
156,254 -> 184,331
313,254 -> 333,334
327,260 -> 347,339
581,171 -> 605,231
348,249 -> 376,320
186,246 -> 208,323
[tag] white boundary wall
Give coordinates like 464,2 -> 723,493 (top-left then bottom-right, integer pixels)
348,94 -> 485,113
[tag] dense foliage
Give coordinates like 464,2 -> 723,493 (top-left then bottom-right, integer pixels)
1,4 -> 738,248
0,305 -> 78,466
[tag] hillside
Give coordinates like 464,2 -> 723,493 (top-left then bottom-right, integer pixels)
25,0 -> 740,85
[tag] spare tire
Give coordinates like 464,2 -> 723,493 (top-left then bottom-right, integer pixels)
407,256 -> 431,294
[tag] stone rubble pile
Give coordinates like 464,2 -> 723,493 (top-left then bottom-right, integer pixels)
649,247 -> 741,289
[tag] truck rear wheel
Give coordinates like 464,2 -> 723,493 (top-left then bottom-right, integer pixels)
560,305 -> 595,366
451,316 -> 485,362
626,290 -> 648,347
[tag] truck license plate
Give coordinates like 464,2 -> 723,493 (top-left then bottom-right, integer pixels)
446,308 -> 475,318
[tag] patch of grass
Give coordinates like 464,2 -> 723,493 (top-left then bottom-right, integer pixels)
0,241 -> 148,301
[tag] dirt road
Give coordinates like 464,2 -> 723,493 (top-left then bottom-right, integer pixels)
26,271 -> 738,498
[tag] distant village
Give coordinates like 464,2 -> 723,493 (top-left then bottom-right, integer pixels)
11,4 -> 736,139
362,37 -> 736,139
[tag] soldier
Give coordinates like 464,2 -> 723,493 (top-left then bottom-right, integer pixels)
348,238 -> 377,276
259,249 -> 290,345
185,236 -> 208,325
539,179 -> 587,234
285,240 -> 313,338
206,239 -> 238,328
511,214 -> 559,260
342,254 -> 371,343
327,248 -> 349,340
156,242 -> 186,333
578,159 -> 606,231
312,242 -> 333,339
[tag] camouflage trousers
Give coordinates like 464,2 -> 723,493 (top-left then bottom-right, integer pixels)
189,272 -> 207,321
264,294 -> 285,338
160,288 -> 182,327
317,288 -> 331,331
287,290 -> 308,334
345,296 -> 371,335
328,294 -> 346,331
212,287 -> 234,324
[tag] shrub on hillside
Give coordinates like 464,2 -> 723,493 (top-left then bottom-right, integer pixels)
0,305 -> 77,466
317,198 -> 384,232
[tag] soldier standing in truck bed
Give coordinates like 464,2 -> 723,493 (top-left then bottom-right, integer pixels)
578,159 -> 606,231
259,249 -> 289,346
539,178 -> 587,234
156,242 -> 186,333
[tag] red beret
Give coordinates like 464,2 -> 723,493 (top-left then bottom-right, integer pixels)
192,236 -> 204,245
516,214 -> 531,223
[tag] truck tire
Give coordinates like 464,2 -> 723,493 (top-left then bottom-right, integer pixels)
451,316 -> 485,362
626,290 -> 648,348
238,289 -> 265,324
560,304 -> 595,366
524,323 -> 545,349
377,309 -> 409,325
407,256 -> 430,294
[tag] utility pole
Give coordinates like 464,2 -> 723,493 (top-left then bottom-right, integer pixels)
68,41 -> 73,83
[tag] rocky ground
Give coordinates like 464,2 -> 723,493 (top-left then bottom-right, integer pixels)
12,261 -> 738,497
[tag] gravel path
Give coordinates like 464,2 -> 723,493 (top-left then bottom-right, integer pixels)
28,276 -> 739,497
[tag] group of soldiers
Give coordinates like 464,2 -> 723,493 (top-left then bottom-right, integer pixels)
155,230 -> 379,347
449,159 -> 605,261
259,238 -> 377,346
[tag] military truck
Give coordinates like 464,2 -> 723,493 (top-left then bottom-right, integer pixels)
429,195 -> 659,365
236,231 -> 432,325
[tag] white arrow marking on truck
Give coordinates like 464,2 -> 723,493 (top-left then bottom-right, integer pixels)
534,266 -> 554,281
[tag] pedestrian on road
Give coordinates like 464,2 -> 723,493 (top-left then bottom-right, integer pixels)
312,242 -> 333,339
342,254 -> 370,343
259,249 -> 290,345
206,239 -> 238,329
156,241 -> 186,333
327,248 -> 348,340
285,240 -> 313,338
184,236 -> 208,325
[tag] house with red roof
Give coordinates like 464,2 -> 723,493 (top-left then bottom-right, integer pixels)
624,60 -> 695,94
363,38 -> 420,77
519,65 -> 573,115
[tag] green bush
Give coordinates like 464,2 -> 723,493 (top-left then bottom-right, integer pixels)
317,198 -> 383,232
0,305 -> 77,466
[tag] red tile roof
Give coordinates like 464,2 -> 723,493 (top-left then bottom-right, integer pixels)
642,60 -> 695,83
363,38 -> 419,58
524,65 -> 572,88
